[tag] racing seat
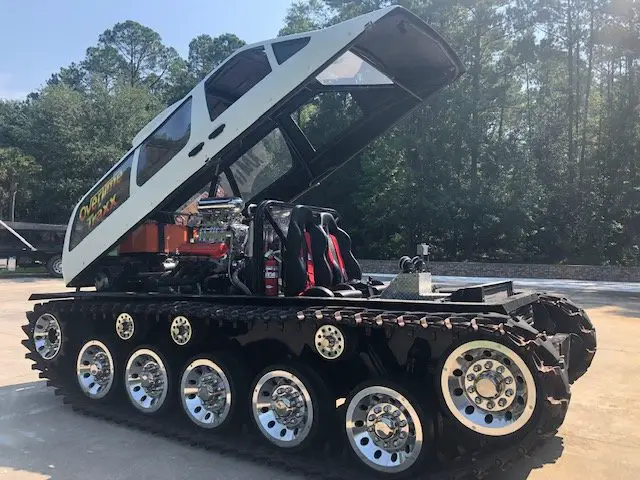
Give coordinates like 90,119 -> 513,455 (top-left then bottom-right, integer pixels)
283,206 -> 362,297
318,212 -> 386,296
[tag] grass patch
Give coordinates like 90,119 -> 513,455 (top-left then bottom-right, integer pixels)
0,265 -> 48,277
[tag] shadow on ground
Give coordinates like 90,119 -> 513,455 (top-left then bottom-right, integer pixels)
0,380 -> 567,480
494,436 -> 564,479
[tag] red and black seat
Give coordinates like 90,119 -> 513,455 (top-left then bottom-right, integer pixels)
283,206 -> 363,297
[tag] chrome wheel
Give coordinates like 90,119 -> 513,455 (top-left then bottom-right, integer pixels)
251,369 -> 314,448
125,348 -> 169,413
33,313 -> 62,360
441,340 -> 537,436
76,340 -> 115,400
314,324 -> 345,360
115,313 -> 134,340
170,316 -> 192,346
180,358 -> 231,429
345,386 -> 423,474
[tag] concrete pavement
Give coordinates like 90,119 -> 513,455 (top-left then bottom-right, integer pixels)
1,277 -> 638,479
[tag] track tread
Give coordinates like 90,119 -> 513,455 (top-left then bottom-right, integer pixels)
22,299 -> 572,480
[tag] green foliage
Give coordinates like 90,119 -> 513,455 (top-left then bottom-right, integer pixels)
1,1 -> 640,266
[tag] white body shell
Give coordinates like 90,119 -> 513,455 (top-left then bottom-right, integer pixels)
61,6 -> 462,286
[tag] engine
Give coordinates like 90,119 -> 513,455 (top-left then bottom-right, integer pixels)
158,197 -> 252,295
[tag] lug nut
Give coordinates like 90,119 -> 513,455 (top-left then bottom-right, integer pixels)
368,414 -> 375,421
487,401 -> 495,410
393,440 -> 399,447
467,374 -> 475,381
484,361 -> 493,370
467,386 -> 475,394
393,410 -> 401,417
505,389 -> 514,397
384,405 -> 391,413
374,406 -> 382,414
399,420 -> 407,427
400,431 -> 407,439
285,387 -> 292,393
498,398 -> 507,407
368,426 -> 374,432
473,365 -> 482,372
505,377 -> 513,385
475,397 -> 482,405
496,366 -> 505,374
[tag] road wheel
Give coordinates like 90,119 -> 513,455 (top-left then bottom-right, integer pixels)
124,346 -> 174,416
343,379 -> 434,478
179,351 -> 249,431
249,360 -> 331,451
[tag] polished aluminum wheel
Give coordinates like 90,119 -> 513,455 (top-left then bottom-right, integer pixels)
345,386 -> 423,474
170,316 -> 192,346
33,313 -> 62,360
180,358 -> 231,429
251,369 -> 314,448
314,324 -> 345,360
76,340 -> 115,399
441,340 -> 537,436
125,348 -> 169,413
115,313 -> 135,340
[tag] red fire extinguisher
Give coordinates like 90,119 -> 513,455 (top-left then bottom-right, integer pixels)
265,252 -> 279,296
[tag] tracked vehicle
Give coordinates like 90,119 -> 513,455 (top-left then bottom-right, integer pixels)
23,6 -> 596,479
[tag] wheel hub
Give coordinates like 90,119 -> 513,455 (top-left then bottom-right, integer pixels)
365,402 -> 410,451
89,352 -> 111,384
196,373 -> 225,411
170,316 -> 192,346
140,362 -> 164,396
271,385 -> 305,426
115,313 -> 134,340
314,325 -> 345,360
463,359 -> 514,411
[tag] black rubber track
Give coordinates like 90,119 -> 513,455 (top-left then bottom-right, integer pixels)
537,294 -> 597,383
22,299 -> 572,480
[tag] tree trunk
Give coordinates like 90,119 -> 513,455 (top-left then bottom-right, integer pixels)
579,0 -> 595,185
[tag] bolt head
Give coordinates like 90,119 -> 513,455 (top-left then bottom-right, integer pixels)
505,377 -> 513,385
399,420 -> 407,427
498,398 -> 507,407
475,397 -> 482,405
368,414 -> 375,421
374,406 -> 382,414
497,366 -> 505,374
484,361 -> 493,370
384,405 -> 391,413
487,401 -> 495,410
467,386 -> 475,394
506,389 -> 514,397
473,364 -> 482,372
393,410 -> 401,417
467,374 -> 475,381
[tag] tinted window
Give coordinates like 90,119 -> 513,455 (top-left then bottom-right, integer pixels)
229,128 -> 293,200
69,152 -> 134,250
272,37 -> 310,64
136,98 -> 192,186
205,47 -> 272,122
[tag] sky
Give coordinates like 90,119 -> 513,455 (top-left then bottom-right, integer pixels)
0,0 -> 295,100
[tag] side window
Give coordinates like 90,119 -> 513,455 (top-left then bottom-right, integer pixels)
272,37 -> 310,64
69,151 -> 134,250
229,128 -> 293,200
204,46 -> 272,122
136,97 -> 192,186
